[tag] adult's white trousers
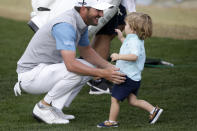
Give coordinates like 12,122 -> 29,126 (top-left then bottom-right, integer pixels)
17,59 -> 93,110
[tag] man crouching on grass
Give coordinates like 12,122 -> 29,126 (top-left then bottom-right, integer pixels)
14,0 -> 125,124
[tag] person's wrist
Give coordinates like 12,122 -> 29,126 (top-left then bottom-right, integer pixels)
96,68 -> 105,78
117,54 -> 120,60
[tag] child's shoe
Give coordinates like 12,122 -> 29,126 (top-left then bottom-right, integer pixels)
97,120 -> 118,128
149,106 -> 163,124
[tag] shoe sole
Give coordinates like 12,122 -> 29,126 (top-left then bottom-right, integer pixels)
88,86 -> 111,95
62,115 -> 75,120
87,82 -> 93,87
97,125 -> 118,128
150,109 -> 163,124
89,91 -> 110,95
32,112 -> 49,124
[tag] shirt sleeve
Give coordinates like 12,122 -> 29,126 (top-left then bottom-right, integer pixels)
78,28 -> 90,46
52,22 -> 76,51
121,0 -> 136,13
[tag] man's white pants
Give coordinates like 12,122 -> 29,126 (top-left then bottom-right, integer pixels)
18,59 -> 93,110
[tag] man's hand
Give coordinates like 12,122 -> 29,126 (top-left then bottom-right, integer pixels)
102,67 -> 125,84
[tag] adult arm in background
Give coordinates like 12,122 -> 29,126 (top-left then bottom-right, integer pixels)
88,0 -> 122,37
88,0 -> 136,37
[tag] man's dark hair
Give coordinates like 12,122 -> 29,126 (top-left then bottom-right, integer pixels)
74,6 -> 81,12
74,6 -> 90,13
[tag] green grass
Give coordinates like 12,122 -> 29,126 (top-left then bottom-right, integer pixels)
0,17 -> 197,131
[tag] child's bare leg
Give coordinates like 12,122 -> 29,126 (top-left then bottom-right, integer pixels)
128,93 -> 154,113
109,97 -> 120,121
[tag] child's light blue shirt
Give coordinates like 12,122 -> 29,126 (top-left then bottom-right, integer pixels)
116,34 -> 146,81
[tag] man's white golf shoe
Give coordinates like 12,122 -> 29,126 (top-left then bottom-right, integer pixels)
33,101 -> 69,124
52,106 -> 75,120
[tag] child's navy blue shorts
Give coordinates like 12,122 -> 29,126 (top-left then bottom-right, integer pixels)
111,76 -> 141,101
96,4 -> 126,35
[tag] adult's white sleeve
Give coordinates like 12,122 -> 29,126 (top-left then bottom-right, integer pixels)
31,0 -> 55,17
88,0 -> 122,37
121,0 -> 136,12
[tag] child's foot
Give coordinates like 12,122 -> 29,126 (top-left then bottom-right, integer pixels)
97,120 -> 118,128
149,106 -> 163,124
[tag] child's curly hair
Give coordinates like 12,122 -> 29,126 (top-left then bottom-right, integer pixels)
125,12 -> 152,40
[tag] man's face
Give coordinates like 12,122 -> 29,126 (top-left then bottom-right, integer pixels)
85,8 -> 103,26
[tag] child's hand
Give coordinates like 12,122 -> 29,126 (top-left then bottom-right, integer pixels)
115,29 -> 125,42
110,53 -> 119,62
115,29 -> 123,37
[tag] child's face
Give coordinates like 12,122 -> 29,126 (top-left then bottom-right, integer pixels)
124,21 -> 134,35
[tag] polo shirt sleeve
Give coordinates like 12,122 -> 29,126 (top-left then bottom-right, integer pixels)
78,28 -> 90,46
52,22 -> 76,51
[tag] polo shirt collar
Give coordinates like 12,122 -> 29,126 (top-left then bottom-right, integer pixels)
73,8 -> 87,32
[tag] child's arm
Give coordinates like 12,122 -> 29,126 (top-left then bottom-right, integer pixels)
111,53 -> 138,62
115,29 -> 125,43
